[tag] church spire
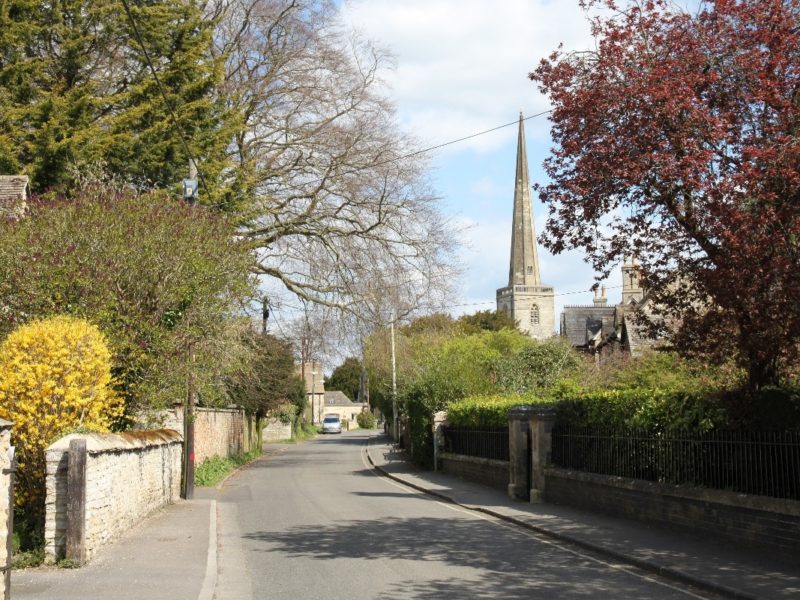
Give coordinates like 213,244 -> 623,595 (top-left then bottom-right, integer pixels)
508,112 -> 541,287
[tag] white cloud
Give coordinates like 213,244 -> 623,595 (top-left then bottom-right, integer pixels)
334,0 -> 608,332
453,215 -> 619,323
341,0 -> 593,152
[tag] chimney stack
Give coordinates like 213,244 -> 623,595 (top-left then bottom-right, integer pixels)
593,285 -> 608,306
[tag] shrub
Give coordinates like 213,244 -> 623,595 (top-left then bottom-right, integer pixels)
0,316 -> 123,525
497,338 -> 581,394
447,395 -> 544,428
356,410 -> 376,429
0,188 -> 254,414
194,449 -> 261,487
404,395 -> 435,468
554,388 -> 730,432
447,388 -> 733,433
601,351 -> 745,393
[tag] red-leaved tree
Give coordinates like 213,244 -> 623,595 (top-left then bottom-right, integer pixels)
531,0 -> 800,391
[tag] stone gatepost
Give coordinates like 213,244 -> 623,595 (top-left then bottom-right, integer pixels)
432,411 -> 448,472
529,405 -> 557,504
507,406 -> 535,500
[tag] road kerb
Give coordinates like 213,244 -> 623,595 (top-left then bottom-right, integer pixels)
364,437 -> 754,600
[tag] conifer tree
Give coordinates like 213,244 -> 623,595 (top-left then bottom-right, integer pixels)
0,0 -> 234,202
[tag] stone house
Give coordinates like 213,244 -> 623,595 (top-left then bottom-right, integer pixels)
322,391 -> 368,429
560,257 -> 656,357
0,175 -> 28,220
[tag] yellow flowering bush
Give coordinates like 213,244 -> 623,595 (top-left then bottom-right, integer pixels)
0,316 -> 123,519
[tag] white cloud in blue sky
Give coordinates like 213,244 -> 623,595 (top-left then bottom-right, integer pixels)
340,0 -> 626,326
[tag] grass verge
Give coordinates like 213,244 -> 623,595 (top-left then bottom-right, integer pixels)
283,422 -> 320,443
194,449 -> 261,487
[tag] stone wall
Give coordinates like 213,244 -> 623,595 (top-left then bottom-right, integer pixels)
0,420 -> 11,598
262,418 -> 292,442
440,453 -> 509,492
145,405 -> 258,464
45,430 -> 182,563
545,468 -> 800,554
194,408 -> 248,464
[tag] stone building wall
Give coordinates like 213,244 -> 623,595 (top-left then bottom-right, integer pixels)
44,430 -> 182,563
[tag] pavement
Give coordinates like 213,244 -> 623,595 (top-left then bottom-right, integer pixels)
10,435 -> 800,599
365,433 -> 800,600
10,442 -> 291,600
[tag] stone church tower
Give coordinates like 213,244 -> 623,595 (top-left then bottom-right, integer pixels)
621,256 -> 645,305
496,114 -> 555,339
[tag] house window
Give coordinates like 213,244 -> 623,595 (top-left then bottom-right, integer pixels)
531,304 -> 540,325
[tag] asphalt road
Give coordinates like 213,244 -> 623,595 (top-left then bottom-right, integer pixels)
214,430 -> 714,600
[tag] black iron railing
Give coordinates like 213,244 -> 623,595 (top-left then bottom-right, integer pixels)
441,426 -> 509,462
551,425 -> 800,500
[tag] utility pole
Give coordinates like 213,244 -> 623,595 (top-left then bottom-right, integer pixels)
183,158 -> 198,205
182,158 -> 197,500
390,312 -> 397,441
183,359 -> 196,500
261,296 -> 269,334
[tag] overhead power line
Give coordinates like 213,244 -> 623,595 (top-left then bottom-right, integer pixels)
267,284 -> 623,315
292,110 -> 553,190
122,4 -> 551,206
399,110 -> 551,160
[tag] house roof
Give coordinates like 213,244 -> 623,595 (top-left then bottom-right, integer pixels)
324,391 -> 360,406
560,305 -> 617,347
621,312 -> 664,357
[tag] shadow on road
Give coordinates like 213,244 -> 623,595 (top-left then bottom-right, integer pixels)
242,516 -> 691,599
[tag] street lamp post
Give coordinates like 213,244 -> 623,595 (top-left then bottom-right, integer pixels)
390,314 -> 397,441
311,367 -> 318,425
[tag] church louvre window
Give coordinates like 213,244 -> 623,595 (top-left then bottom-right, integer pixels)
530,304 -> 540,325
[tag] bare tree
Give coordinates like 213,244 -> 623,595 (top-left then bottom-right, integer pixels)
211,0 -> 459,315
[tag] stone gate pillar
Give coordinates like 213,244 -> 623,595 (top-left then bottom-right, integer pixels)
529,405 -> 557,504
507,405 -> 534,500
432,411 -> 448,472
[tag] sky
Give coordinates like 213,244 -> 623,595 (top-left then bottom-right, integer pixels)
339,0 -> 626,327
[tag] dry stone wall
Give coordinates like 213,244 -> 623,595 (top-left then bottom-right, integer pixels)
0,420 -> 11,598
44,430 -> 182,563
